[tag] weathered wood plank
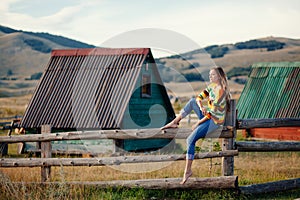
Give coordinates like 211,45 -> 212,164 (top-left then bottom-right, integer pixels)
235,141 -> 300,152
237,118 -> 300,129
222,138 -> 234,176
0,128 -> 233,144
0,142 -> 8,156
0,150 -> 238,167
67,176 -> 238,189
41,125 -> 51,182
11,176 -> 236,189
240,178 -> 300,195
222,99 -> 236,176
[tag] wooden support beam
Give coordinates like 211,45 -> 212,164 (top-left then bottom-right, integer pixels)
0,150 -> 238,167
44,176 -> 238,189
240,178 -> 300,195
41,125 -> 51,182
237,118 -> 300,129
235,141 -> 300,152
222,99 -> 236,176
0,142 -> 8,156
0,128 -> 233,144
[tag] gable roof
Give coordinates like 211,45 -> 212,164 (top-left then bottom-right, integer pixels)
237,62 -> 300,119
21,48 -> 174,129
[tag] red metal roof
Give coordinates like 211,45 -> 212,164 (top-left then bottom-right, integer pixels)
51,48 -> 150,57
21,48 -> 173,129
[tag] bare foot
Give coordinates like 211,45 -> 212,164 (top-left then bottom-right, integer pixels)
180,171 -> 192,184
160,121 -> 179,130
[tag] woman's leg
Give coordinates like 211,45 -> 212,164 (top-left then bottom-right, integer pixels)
181,120 -> 210,184
161,98 -> 203,129
180,97 -> 203,119
180,159 -> 193,184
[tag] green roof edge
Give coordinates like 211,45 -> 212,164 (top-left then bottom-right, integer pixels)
252,62 -> 300,68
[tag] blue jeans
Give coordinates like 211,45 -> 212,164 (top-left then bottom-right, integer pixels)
180,98 -> 220,160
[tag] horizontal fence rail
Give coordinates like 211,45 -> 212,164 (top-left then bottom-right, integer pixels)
7,176 -> 239,190
0,150 -> 238,167
0,127 -> 233,143
235,141 -> 300,152
62,176 -> 239,190
237,118 -> 300,129
239,178 -> 300,195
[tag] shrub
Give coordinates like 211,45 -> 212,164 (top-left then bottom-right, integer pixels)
183,72 -> 204,82
187,62 -> 200,69
24,39 -> 51,53
204,45 -> 229,58
227,66 -> 251,79
7,69 -> 13,76
234,39 -> 285,51
30,72 -> 43,80
234,78 -> 247,84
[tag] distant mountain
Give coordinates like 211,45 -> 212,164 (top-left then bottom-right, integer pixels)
156,36 -> 300,82
0,25 -> 95,49
0,25 -> 95,76
1,24 -> 300,97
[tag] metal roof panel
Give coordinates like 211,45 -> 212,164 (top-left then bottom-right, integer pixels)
237,62 -> 300,119
21,48 -> 167,129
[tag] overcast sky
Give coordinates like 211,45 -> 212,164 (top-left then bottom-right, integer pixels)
1,0 -> 299,57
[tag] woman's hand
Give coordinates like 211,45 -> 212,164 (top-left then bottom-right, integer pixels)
197,100 -> 207,116
201,107 -> 207,116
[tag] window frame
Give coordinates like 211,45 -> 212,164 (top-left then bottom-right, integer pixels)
141,74 -> 151,98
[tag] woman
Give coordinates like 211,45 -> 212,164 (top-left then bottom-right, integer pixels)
161,67 -> 231,184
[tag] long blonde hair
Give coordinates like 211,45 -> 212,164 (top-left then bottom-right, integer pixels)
213,67 -> 231,110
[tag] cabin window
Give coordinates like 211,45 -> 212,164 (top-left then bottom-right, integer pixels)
141,74 -> 151,98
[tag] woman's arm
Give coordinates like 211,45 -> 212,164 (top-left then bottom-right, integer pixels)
191,116 -> 209,131
196,89 -> 209,116
197,100 -> 207,116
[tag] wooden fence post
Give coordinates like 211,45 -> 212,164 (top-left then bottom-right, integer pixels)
0,142 -> 8,156
41,125 -> 52,182
222,99 -> 236,176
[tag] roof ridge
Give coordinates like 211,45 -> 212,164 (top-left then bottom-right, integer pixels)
51,48 -> 150,56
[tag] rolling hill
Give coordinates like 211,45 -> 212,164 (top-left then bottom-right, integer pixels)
156,37 -> 300,83
0,24 -> 300,98
0,25 -> 95,77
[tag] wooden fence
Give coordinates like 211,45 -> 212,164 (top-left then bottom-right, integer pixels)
0,100 -> 300,193
0,116 -> 22,137
0,125 -> 239,187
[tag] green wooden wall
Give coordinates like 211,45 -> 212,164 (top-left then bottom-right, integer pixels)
122,62 -> 174,129
121,61 -> 175,151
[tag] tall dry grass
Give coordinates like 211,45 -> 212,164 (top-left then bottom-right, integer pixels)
1,95 -> 299,199
1,152 -> 299,184
1,152 -> 299,199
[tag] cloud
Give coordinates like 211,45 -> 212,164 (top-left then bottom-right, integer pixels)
0,0 -> 299,47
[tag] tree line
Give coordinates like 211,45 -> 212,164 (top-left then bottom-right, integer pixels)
234,39 -> 285,51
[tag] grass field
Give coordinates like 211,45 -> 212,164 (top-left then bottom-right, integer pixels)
1,135 -> 299,199
0,95 -> 299,199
